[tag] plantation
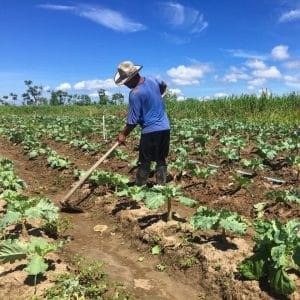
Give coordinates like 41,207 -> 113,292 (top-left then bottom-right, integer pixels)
0,98 -> 299,299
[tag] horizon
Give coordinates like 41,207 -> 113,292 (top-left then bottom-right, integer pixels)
1,0 -> 300,101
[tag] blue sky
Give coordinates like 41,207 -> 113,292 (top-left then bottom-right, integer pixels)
1,0 -> 300,101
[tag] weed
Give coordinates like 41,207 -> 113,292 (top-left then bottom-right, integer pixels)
179,257 -> 199,269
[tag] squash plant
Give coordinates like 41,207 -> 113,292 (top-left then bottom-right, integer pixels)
238,219 -> 300,296
0,237 -> 63,294
190,206 -> 249,241
144,184 -> 197,221
0,193 -> 59,238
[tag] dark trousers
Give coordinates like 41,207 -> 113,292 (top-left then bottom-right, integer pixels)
139,130 -> 170,168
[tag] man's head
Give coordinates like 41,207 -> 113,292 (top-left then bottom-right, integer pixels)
114,61 -> 143,87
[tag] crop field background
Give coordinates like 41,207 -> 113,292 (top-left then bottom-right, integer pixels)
0,95 -> 299,300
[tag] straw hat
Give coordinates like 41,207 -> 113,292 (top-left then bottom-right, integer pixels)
114,61 -> 143,85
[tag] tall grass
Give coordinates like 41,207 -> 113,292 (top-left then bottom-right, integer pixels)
0,92 -> 299,124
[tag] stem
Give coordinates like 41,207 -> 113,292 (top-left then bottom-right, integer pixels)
34,274 -> 37,295
167,199 -> 172,222
22,219 -> 29,241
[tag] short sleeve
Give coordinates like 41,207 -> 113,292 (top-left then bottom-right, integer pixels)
127,92 -> 141,125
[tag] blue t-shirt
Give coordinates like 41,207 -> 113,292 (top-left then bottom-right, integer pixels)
127,77 -> 170,134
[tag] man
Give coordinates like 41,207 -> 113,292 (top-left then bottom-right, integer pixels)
115,61 -> 170,186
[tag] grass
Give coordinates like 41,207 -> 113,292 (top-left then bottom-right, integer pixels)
0,92 -> 299,123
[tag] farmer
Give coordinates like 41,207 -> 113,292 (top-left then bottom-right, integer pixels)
115,61 -> 170,186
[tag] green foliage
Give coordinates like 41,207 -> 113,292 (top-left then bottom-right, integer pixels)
265,189 -> 300,205
238,219 -> 300,296
144,184 -> 197,221
151,245 -> 161,255
44,255 -> 134,300
190,206 -> 249,236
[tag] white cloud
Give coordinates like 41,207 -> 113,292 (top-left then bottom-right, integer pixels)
279,9 -> 300,22
226,49 -> 267,60
271,45 -> 289,60
252,66 -> 281,79
245,59 -> 267,69
38,4 -> 75,11
39,4 -> 146,33
160,2 -> 208,34
284,60 -> 300,70
74,79 -> 116,90
214,92 -> 228,98
284,75 -> 300,88
284,75 -> 299,82
168,88 -> 185,100
43,85 -> 51,92
56,83 -> 71,91
248,78 -> 266,86
79,6 -> 146,32
167,64 -> 212,85
221,73 -> 250,83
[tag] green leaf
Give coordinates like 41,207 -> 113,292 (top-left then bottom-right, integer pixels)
238,253 -> 266,280
271,245 -> 289,269
190,206 -> 219,230
269,268 -> 296,296
0,210 -> 21,228
25,255 -> 48,275
177,196 -> 197,208
292,244 -> 300,267
0,239 -> 27,263
144,192 -> 165,210
151,245 -> 161,255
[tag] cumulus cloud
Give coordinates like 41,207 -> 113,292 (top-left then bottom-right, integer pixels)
284,60 -> 300,70
56,82 -> 71,91
160,2 -> 208,34
73,79 -> 116,90
225,49 -> 267,60
167,64 -> 212,85
214,92 -> 228,98
168,88 -> 185,100
252,66 -> 281,79
279,9 -> 300,22
248,78 -> 266,86
271,45 -> 289,60
221,73 -> 250,83
245,59 -> 267,69
43,85 -> 51,92
39,4 -> 146,33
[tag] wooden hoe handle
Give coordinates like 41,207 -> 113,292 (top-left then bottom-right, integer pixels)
60,142 -> 119,206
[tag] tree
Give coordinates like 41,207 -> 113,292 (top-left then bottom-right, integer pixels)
49,90 -> 70,105
0,93 -> 18,105
111,92 -> 124,105
97,89 -> 109,105
21,80 -> 45,105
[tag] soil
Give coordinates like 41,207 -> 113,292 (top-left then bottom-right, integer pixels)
0,136 -> 299,300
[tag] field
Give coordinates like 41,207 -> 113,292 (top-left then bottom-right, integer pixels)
0,97 -> 300,300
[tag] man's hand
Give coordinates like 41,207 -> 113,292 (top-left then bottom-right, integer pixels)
117,132 -> 127,145
117,124 -> 136,145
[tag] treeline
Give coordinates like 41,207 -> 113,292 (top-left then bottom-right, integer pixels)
0,80 -> 125,106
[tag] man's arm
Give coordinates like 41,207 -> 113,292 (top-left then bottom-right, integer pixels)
118,124 -> 136,144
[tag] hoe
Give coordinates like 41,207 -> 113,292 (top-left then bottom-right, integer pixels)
60,142 -> 119,213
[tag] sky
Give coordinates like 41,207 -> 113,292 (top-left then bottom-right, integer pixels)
1,0 -> 300,101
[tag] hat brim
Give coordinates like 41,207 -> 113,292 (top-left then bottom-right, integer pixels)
114,65 -> 143,86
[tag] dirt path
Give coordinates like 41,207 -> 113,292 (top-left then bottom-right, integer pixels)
0,138 -> 203,300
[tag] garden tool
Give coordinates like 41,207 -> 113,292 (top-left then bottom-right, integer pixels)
60,142 -> 119,213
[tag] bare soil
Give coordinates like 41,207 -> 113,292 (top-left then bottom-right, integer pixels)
0,136 -> 299,300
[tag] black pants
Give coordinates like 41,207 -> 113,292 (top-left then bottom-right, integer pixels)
139,130 -> 170,168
